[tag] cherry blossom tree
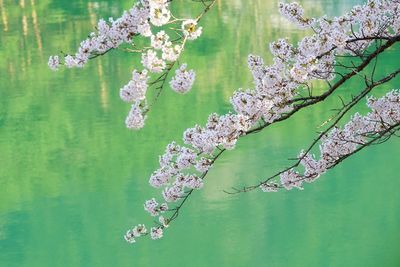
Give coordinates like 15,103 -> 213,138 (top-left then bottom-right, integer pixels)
49,0 -> 400,244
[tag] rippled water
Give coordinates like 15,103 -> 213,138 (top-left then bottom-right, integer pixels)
0,0 -> 399,266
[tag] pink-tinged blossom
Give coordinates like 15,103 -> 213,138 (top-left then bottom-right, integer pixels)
170,64 -> 196,94
141,50 -> 166,73
280,169 -> 304,190
278,2 -> 312,28
48,56 -> 60,71
49,2 -> 151,69
176,147 -> 197,169
144,198 -> 168,216
150,227 -> 164,240
162,43 -> 182,62
64,55 -> 77,68
194,157 -> 213,172
149,166 -> 178,188
183,174 -> 204,189
162,185 -> 184,202
151,31 -> 169,50
120,70 -> 149,102
125,102 -> 146,130
269,39 -> 294,60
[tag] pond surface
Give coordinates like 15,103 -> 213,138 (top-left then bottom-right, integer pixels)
0,0 -> 399,266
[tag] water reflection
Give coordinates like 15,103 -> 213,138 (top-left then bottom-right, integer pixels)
0,0 -> 9,32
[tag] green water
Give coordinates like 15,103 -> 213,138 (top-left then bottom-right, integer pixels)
1,0 -> 399,266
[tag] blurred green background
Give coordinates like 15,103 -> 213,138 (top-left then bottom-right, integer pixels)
0,0 -> 399,266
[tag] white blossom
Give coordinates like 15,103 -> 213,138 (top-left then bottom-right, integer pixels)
176,147 -> 197,169
120,70 -> 149,102
124,230 -> 136,243
149,4 -> 171,26
195,157 -> 213,172
280,169 -> 304,190
182,19 -> 203,40
132,224 -> 147,236
150,227 -> 164,240
149,167 -> 175,188
183,174 -> 204,189
144,198 -> 168,216
183,113 -> 252,153
125,102 -> 147,130
162,43 -> 182,62
162,185 -> 184,202
49,2 -> 152,69
48,56 -> 60,71
269,39 -> 294,60
159,216 -> 169,228
278,2 -> 312,28
151,30 -> 169,49
170,64 -> 196,94
64,55 -> 77,68
144,198 -> 159,216
141,50 -> 166,73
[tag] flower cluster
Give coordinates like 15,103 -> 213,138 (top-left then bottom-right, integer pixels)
49,0 -> 215,130
125,101 -> 147,130
278,2 -> 312,28
47,55 -> 60,71
260,90 -> 400,192
120,70 -> 149,103
183,113 -> 252,153
170,64 -> 196,94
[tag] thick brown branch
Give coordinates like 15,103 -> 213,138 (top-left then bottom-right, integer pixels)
247,35 -> 400,135
228,69 -> 400,194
